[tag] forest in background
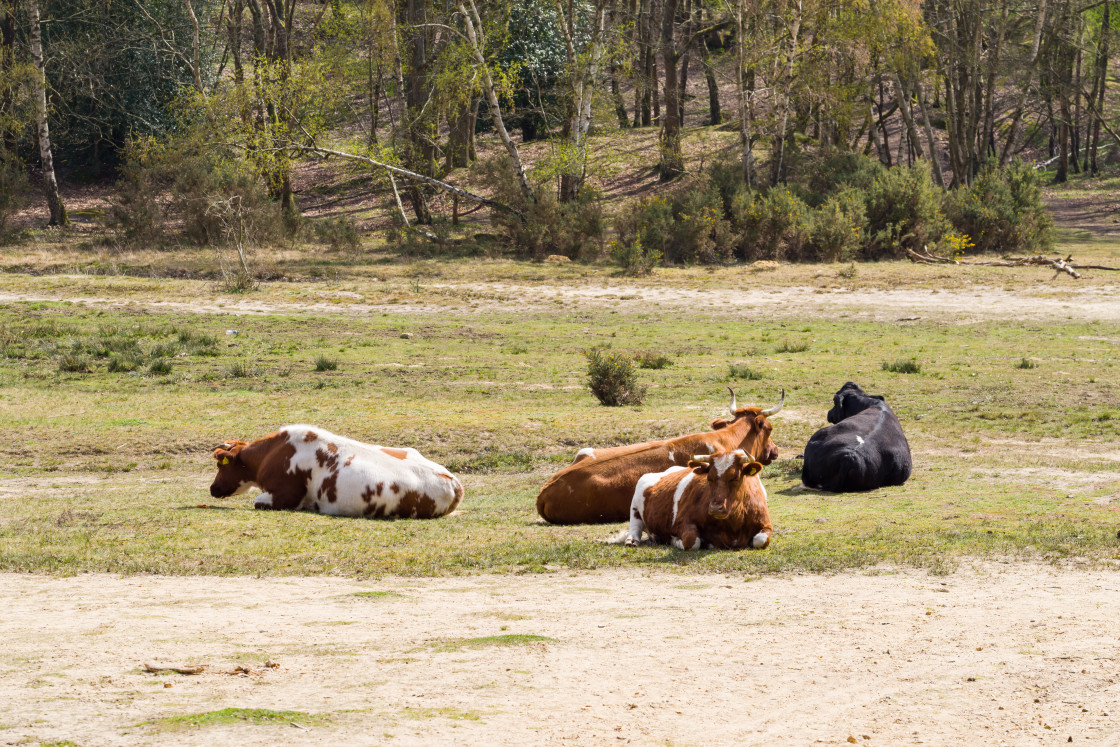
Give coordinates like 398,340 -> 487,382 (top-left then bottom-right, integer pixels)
0,0 -> 1116,271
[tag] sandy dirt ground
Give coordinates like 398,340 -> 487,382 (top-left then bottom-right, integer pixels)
1,280 -> 1119,323
2,563 -> 1119,746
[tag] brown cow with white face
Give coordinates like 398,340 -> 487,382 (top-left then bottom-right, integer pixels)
535,389 -> 783,525
615,449 -> 772,550
210,425 -> 463,519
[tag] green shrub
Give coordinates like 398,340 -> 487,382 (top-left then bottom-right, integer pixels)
109,154 -> 164,247
149,343 -> 179,358
314,356 -> 339,372
942,160 -> 1053,255
226,361 -> 256,379
478,157 -> 604,260
586,348 -> 646,406
1016,357 -> 1038,369
611,239 -> 662,276
635,351 -> 673,369
312,217 -> 362,251
803,151 -> 885,203
58,353 -> 93,374
107,354 -> 142,373
616,176 -> 733,265
0,156 -> 28,235
864,163 -> 947,258
882,358 -> 921,374
730,187 -> 812,261
148,359 -> 173,376
807,190 -> 866,262
776,340 -> 809,353
728,363 -> 763,380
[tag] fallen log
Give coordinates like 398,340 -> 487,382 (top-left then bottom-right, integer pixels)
907,247 -> 1086,278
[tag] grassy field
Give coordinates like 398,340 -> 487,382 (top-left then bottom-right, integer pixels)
1,218 -> 1119,577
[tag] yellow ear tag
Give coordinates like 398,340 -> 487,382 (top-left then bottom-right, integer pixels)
746,463 -> 761,476
221,457 -> 230,465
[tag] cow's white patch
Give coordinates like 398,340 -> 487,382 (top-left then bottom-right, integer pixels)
751,531 -> 770,549
231,480 -> 258,496
691,537 -> 701,550
670,470 -> 695,526
704,442 -> 714,454
667,450 -> 675,462
712,450 -> 748,479
671,537 -> 685,550
856,435 -> 865,446
629,466 -> 686,545
254,491 -> 273,508
575,447 -> 595,461
273,424 -> 462,519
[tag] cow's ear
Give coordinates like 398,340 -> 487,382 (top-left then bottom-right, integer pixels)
743,461 -> 763,477
873,395 -> 885,401
688,461 -> 710,473
710,418 -> 729,430
214,449 -> 236,465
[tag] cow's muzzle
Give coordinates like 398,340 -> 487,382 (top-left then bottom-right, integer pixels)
709,502 -> 730,520
210,484 -> 226,498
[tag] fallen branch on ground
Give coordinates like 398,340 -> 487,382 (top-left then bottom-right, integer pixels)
907,247 -> 1104,279
144,663 -> 206,675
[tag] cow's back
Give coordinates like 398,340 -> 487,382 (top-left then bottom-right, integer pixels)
537,440 -> 677,524
284,426 -> 463,518
802,405 -> 911,492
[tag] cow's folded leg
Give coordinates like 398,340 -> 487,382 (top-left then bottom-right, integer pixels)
671,524 -> 702,550
624,514 -> 646,546
253,492 -> 275,510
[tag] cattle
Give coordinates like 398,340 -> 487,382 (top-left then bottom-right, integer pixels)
209,425 -> 464,519
801,381 -> 913,492
612,449 -> 772,550
536,389 -> 783,524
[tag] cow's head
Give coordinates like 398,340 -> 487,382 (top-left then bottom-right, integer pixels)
210,440 -> 257,497
689,449 -> 764,520
826,381 -> 885,424
715,388 -> 783,464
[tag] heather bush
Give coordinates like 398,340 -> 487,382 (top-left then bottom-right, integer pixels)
863,163 -> 947,257
586,348 -> 646,406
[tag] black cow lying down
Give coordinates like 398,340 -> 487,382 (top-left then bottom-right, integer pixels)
801,382 -> 912,492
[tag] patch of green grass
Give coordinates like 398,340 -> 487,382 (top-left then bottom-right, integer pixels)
143,708 -> 327,731
57,352 -> 92,373
1016,357 -> 1038,369
728,363 -> 763,380
434,634 -> 555,652
351,591 -> 405,599
882,358 -> 921,374
148,359 -> 173,376
314,355 -> 339,372
776,340 -> 809,353
225,361 -> 256,378
400,706 -> 484,722
635,351 -> 673,369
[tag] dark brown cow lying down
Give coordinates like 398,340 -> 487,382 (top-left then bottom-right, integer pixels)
612,449 -> 772,550
536,389 -> 783,524
210,425 -> 463,519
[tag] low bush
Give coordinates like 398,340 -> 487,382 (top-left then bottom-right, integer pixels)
0,157 -> 28,236
882,358 -> 921,374
610,239 -> 662,276
942,160 -> 1053,255
314,356 -> 339,372
863,163 -> 947,258
731,187 -> 812,262
311,217 -> 362,251
635,351 -> 673,369
728,363 -> 763,380
586,348 -> 646,406
617,176 -> 734,265
148,359 -> 173,376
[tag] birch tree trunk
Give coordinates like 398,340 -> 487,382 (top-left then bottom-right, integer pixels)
459,0 -> 535,203
28,0 -> 67,227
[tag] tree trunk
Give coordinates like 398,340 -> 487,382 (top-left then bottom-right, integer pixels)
459,0 -> 535,203
28,0 -> 67,227
446,98 -> 478,169
769,0 -> 801,184
0,3 -> 15,157
1089,0 -> 1109,173
658,0 -> 683,179
700,36 -> 720,125
915,82 -> 946,187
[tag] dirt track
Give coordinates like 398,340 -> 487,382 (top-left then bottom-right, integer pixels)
3,563 -> 1119,745
2,280 -> 1120,323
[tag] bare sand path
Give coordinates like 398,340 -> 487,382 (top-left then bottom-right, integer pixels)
1,281 -> 1119,323
2,562 -> 1119,746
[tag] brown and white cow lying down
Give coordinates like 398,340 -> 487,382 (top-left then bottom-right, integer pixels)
210,425 -> 463,519
613,449 -> 772,550
536,389 -> 783,525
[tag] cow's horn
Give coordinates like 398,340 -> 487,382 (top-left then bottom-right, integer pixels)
692,455 -> 712,463
760,389 -> 785,417
727,386 -> 738,415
